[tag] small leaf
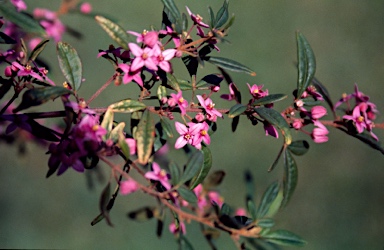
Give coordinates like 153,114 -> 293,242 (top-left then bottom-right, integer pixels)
0,4 -> 45,35
161,0 -> 181,19
179,235 -> 194,250
257,218 -> 275,228
99,182 -> 113,226
254,107 -> 292,145
204,56 -> 256,76
202,170 -> 226,190
220,203 -> 231,216
263,230 -> 306,247
57,42 -> 83,92
101,108 -> 114,139
247,199 -> 257,221
228,104 -> 247,118
127,206 -> 156,222
222,14 -> 235,30
160,118 -> 173,138
178,186 -> 198,203
252,94 -> 288,106
288,140 -> 310,156
196,74 -> 223,89
13,86 -> 72,113
165,73 -> 181,92
231,116 -> 240,132
208,6 -> 216,28
29,39 -> 50,62
177,79 -> 192,91
0,31 -> 16,44
296,32 -> 316,99
109,99 -> 146,113
169,162 -> 181,186
135,110 -> 155,165
281,150 -> 298,207
180,150 -> 204,184
157,85 -> 167,101
182,55 -> 199,78
257,181 -> 280,218
95,15 -> 130,50
189,146 -> 212,189
215,0 -> 229,28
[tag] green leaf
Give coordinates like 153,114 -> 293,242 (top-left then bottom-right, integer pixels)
256,218 -> 275,228
161,0 -> 181,19
179,235 -> 194,250
202,170 -> 226,190
160,118 -> 174,138
222,14 -> 235,30
220,203 -> 231,216
263,230 -> 306,247
177,79 -> 193,91
204,56 -> 256,76
0,4 -> 45,35
189,146 -> 212,189
0,31 -> 16,44
165,73 -> 181,92
215,0 -> 229,28
95,15 -> 130,50
244,170 -> 255,202
13,86 -> 72,113
109,99 -> 146,113
257,181 -> 280,218
288,140 -> 310,156
281,150 -> 298,207
99,182 -> 113,226
337,127 -> 384,155
247,199 -> 257,221
135,110 -> 155,165
252,94 -> 287,106
169,162 -> 181,186
101,108 -> 114,139
57,42 -> 83,92
178,186 -> 198,203
296,32 -> 316,99
228,104 -> 247,118
208,6 -> 216,28
127,206 -> 156,222
196,74 -> 223,89
29,39 -> 49,62
108,122 -> 125,143
254,107 -> 292,145
180,150 -> 204,184
157,85 -> 167,101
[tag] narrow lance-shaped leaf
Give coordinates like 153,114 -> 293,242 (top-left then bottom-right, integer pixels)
161,0 -> 181,19
263,230 -> 306,247
109,122 -> 125,143
169,162 -> 181,186
252,94 -> 288,106
281,150 -> 298,207
214,0 -> 229,28
29,39 -> 50,62
208,6 -> 216,28
228,104 -> 247,118
204,56 -> 256,76
180,150 -> 204,184
257,181 -> 280,218
0,32 -> 16,44
296,32 -> 316,99
57,42 -> 83,92
109,99 -> 146,113
13,86 -> 72,113
178,186 -> 198,203
135,110 -> 155,165
95,16 -> 130,50
254,107 -> 292,145
0,4 -> 45,35
189,146 -> 213,189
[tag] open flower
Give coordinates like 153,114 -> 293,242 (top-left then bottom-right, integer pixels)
196,95 -> 222,119
174,122 -> 202,149
129,43 -> 158,71
118,63 -> 143,87
169,91 -> 188,115
144,162 -> 171,190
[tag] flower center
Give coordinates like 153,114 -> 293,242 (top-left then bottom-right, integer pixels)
142,53 -> 148,60
178,97 -> 184,103
92,125 -> 100,131
159,169 -> 167,178
25,65 -> 32,72
357,116 -> 364,123
253,88 -> 259,94
200,130 -> 207,136
207,102 -> 215,110
184,133 -> 192,140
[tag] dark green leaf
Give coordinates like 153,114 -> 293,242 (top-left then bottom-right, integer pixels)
179,235 -> 194,250
288,140 -> 310,156
0,31 -> 16,44
257,218 -> 275,228
196,74 -> 223,89
208,6 -> 216,28
95,15 -> 130,50
182,55 -> 198,77
302,99 -> 322,106
180,150 -> 204,184
177,79 -> 192,91
220,203 -> 231,216
222,14 -> 235,30
0,4 -> 45,35
312,77 -> 335,116
228,104 -> 247,118
99,182 -> 113,226
244,170 -> 255,201
215,1 -> 229,28
254,107 -> 292,145
13,86 -> 72,113
281,150 -> 298,207
169,162 -> 181,186
57,42 -> 83,92
257,181 -> 280,218
160,118 -> 173,138
204,56 -> 256,76
252,94 -> 287,106
246,238 -> 283,250
29,39 -> 49,62
135,110 -> 155,165
109,99 -> 146,113
247,199 -> 257,221
232,115 -> 240,132
202,170 -> 226,190
263,230 -> 306,247
127,206 -> 156,222
154,122 -> 167,153
189,146 -> 212,189
296,32 -> 316,99
337,127 -> 384,155
161,0 -> 181,19
182,13 -> 188,31
178,186 -> 198,203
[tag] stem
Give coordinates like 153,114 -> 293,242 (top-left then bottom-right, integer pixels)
86,74 -> 116,105
0,92 -> 18,115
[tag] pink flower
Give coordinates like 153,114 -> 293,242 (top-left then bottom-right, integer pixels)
194,122 -> 211,146
263,122 -> 279,138
208,191 -> 223,208
186,6 -> 210,28
221,83 -> 236,101
292,119 -> 304,130
120,179 -> 139,195
80,2 -> 92,14
311,106 -> 327,120
169,91 -> 188,115
118,63 -> 143,87
311,120 -> 329,143
129,43 -> 158,71
152,45 -> 176,72
128,30 -> 159,48
144,162 -> 171,190
343,103 -> 368,134
174,122 -> 201,149
195,113 -> 205,122
125,138 -> 137,155
196,95 -> 222,118
235,208 -> 247,216
11,0 -> 27,12
193,184 -> 208,211
247,83 -> 268,99
169,221 -> 186,235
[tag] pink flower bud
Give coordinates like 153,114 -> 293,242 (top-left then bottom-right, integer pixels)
80,2 -> 92,14
4,66 -> 12,77
292,119 -> 303,130
120,179 -> 138,195
311,106 -> 327,119
311,120 -> 329,143
195,112 -> 205,122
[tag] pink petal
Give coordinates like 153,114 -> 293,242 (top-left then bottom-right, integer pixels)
175,136 -> 188,149
128,43 -> 143,57
175,122 -> 188,134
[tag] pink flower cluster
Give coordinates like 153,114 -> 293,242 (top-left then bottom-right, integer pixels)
336,84 -> 378,140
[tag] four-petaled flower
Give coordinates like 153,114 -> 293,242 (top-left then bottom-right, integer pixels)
144,162 -> 171,190
175,122 -> 202,149
129,43 -> 158,72
169,91 -> 188,115
196,95 -> 222,119
118,63 -> 143,87
247,83 -> 268,99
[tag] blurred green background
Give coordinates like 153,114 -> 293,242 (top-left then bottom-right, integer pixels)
1,0 -> 383,249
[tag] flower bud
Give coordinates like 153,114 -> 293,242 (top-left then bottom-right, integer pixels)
311,106 -> 327,119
